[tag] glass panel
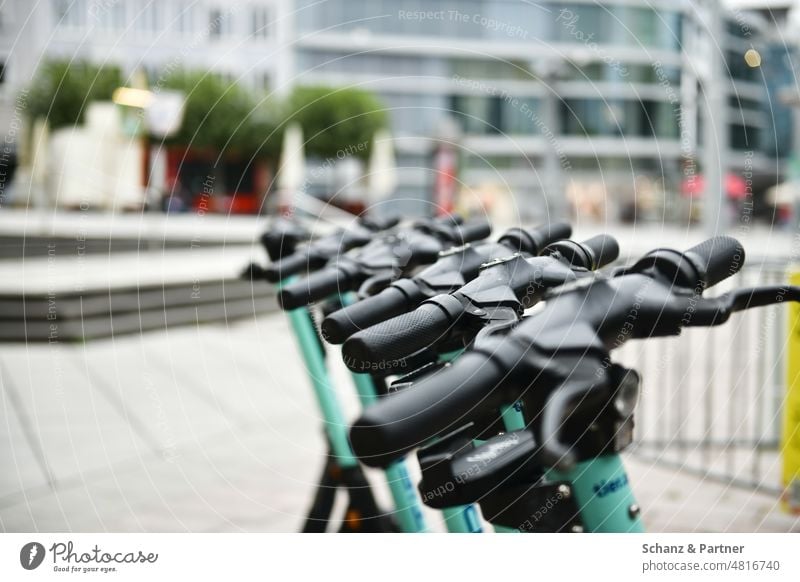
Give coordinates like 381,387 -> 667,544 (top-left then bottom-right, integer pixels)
562,99 -> 679,138
730,124 -> 759,150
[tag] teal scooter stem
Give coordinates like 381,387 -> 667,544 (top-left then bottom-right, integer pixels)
351,370 -> 427,533
441,505 -> 483,533
498,403 -> 644,533
284,302 -> 358,468
343,297 -> 482,533
280,277 -> 387,532
423,349 -> 483,533
548,455 -> 643,533
283,281 -> 429,531
341,293 -> 428,533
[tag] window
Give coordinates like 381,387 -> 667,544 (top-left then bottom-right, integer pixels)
728,95 -> 762,111
726,50 -> 760,82
96,0 -> 125,31
251,6 -> 269,40
561,99 -> 678,138
209,8 -> 222,38
175,1 -> 195,35
503,98 -> 539,135
208,8 -> 232,40
381,93 -> 444,136
730,124 -> 759,151
142,64 -> 160,84
134,0 -> 160,35
53,0 -> 86,29
449,94 -> 545,136
556,4 -> 681,50
53,0 -> 68,21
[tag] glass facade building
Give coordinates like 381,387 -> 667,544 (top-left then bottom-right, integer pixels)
292,0 -> 792,222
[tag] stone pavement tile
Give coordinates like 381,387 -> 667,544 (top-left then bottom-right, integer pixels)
0,493 -> 69,532
626,454 -> 800,532
188,317 -> 359,451
0,481 -> 117,532
1,424 -> 327,532
0,347 -> 152,488
0,380 -> 51,499
89,429 -> 321,532
85,335 -> 234,455
121,318 -> 317,434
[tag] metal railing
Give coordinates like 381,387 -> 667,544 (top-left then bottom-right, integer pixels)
621,258 -> 790,494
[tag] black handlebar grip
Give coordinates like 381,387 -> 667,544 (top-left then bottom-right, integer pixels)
544,234 -> 619,271
359,214 -> 400,232
453,219 -> 492,244
277,267 -> 351,310
499,222 -> 573,255
684,236 -> 745,288
530,221 -> 573,254
260,220 -> 309,262
350,352 -> 504,467
263,251 -> 321,283
342,298 -> 459,372
322,282 -> 421,344
579,234 -> 620,270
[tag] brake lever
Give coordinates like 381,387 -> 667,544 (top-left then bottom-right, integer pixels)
686,285 -> 800,327
536,355 -> 614,471
357,270 -> 398,299
472,306 -> 522,348
535,360 -> 642,471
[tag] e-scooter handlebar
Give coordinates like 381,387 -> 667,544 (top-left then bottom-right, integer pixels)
322,222 -> 573,344
350,236 -> 792,468
342,234 -> 619,372
350,350 -> 506,468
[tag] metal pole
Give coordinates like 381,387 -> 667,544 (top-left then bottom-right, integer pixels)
702,0 -> 729,236
541,81 -> 566,222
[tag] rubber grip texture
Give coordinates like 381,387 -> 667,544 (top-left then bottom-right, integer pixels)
342,302 -> 454,372
350,352 -> 503,467
685,236 -> 745,288
322,286 -> 415,344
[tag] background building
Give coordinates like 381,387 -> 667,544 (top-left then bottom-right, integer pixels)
0,0 -> 796,223
293,0 -> 795,223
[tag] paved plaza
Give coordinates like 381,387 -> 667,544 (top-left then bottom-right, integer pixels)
1,313 -> 798,533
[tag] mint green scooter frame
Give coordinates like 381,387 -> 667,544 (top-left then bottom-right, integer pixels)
349,369 -> 428,532
284,304 -> 359,467
413,349 -> 483,533
339,293 -> 428,532
498,403 -> 644,532
281,282 -> 428,532
548,455 -> 643,533
352,365 -> 480,532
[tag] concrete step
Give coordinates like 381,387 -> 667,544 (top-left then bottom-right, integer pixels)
0,281 -> 275,342
0,246 -> 277,342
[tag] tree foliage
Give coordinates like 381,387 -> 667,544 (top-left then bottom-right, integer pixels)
26,60 -> 123,130
157,70 -> 280,157
26,63 -> 388,161
286,86 -> 388,159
